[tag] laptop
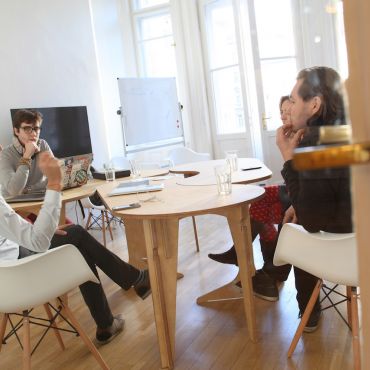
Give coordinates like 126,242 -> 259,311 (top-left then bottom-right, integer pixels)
59,153 -> 93,190
108,179 -> 164,197
5,153 -> 93,203
5,191 -> 46,203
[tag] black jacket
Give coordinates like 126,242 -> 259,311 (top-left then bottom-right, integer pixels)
281,127 -> 353,233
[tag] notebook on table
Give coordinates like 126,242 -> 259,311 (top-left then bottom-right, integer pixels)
108,179 -> 164,197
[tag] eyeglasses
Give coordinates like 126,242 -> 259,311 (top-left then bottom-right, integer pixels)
20,126 -> 42,134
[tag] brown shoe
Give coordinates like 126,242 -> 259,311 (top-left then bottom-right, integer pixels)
95,314 -> 125,345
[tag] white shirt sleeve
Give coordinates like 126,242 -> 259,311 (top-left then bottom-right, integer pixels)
0,190 -> 61,254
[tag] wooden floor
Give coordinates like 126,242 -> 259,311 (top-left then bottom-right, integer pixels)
0,204 -> 355,369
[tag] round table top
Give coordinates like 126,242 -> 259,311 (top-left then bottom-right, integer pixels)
98,176 -> 266,220
170,158 -> 271,185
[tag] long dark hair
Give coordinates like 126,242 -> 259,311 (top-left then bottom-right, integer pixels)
296,67 -> 346,126
279,95 -> 290,110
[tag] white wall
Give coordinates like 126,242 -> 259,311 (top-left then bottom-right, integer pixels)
89,0 -> 127,161
0,0 -> 113,167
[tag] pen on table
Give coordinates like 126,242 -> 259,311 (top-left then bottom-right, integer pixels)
241,166 -> 262,171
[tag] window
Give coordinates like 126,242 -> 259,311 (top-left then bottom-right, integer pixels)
131,0 -> 176,77
334,1 -> 348,79
132,0 -> 169,11
204,0 -> 245,134
253,0 -> 298,131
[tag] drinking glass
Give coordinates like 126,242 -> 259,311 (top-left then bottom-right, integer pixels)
129,159 -> 142,179
103,162 -> 115,181
214,164 -> 232,195
225,150 -> 238,172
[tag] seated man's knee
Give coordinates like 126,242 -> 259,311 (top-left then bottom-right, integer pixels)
65,224 -> 86,238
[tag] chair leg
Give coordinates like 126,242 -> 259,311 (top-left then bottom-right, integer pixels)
60,299 -> 109,370
350,287 -> 361,370
105,211 -> 114,241
346,286 -> 353,328
85,210 -> 92,230
101,211 -> 107,247
192,216 -> 200,252
0,313 -> 8,352
22,311 -> 31,370
43,304 -> 65,350
287,279 -> 322,358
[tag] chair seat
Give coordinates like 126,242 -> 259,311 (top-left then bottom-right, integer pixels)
0,245 -> 98,313
273,223 -> 358,287
273,223 -> 360,369
0,244 -> 108,369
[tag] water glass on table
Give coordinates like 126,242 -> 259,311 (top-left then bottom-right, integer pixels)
214,164 -> 232,195
104,162 -> 115,181
129,159 -> 142,179
225,150 -> 238,172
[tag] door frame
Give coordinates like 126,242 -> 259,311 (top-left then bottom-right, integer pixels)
343,0 -> 370,366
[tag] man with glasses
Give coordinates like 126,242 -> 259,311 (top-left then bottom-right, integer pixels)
0,109 -> 51,197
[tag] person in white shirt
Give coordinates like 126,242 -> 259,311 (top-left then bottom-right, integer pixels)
0,152 -> 150,345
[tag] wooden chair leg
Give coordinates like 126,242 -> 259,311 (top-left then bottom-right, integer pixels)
22,311 -> 31,370
350,287 -> 361,370
43,304 -> 65,350
346,286 -> 353,328
105,211 -> 114,241
192,216 -> 200,252
287,279 -> 322,358
101,211 -> 107,247
60,300 -> 109,370
85,211 -> 92,230
0,313 -> 8,352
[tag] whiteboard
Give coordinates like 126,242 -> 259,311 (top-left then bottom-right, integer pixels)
117,77 -> 184,152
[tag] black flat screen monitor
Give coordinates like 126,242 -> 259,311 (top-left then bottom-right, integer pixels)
10,106 -> 92,158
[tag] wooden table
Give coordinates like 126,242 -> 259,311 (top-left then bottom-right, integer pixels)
97,159 -> 270,369
170,158 -> 272,304
10,179 -> 103,224
170,157 -> 271,185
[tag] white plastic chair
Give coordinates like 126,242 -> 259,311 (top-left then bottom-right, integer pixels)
168,147 -> 211,252
0,244 -> 109,370
168,147 -> 211,166
80,197 -> 113,247
111,156 -> 130,170
274,223 -> 360,369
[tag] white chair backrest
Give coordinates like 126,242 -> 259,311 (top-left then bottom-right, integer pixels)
274,223 -> 358,287
0,244 -> 98,313
139,161 -> 162,170
80,196 -> 105,210
168,147 -> 211,165
111,156 -> 130,170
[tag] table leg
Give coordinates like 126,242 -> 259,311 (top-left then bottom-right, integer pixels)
59,203 -> 66,225
125,219 -> 185,282
196,272 -> 242,303
196,205 -> 257,342
227,205 -> 257,342
143,218 -> 179,370
124,219 -> 149,269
